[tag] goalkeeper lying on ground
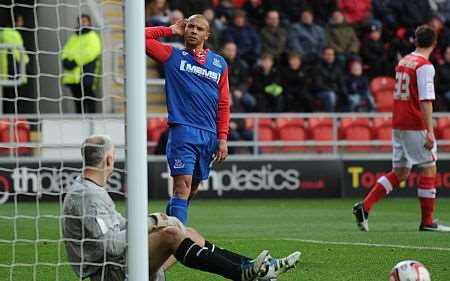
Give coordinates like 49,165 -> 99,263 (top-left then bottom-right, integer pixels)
62,135 -> 301,281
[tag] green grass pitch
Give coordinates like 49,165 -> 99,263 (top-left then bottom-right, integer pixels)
1,198 -> 450,281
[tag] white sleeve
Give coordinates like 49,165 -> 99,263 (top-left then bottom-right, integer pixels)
416,64 -> 435,101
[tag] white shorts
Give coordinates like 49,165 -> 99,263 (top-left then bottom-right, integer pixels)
392,129 -> 437,169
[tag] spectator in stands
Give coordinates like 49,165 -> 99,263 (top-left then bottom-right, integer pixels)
287,8 -> 326,64
310,0 -> 337,26
429,15 -> 446,64
437,46 -> 450,110
203,8 -> 224,51
312,47 -> 344,112
337,0 -> 372,25
228,88 -> 255,154
146,0 -> 170,26
242,0 -> 266,28
250,53 -> 283,112
325,10 -> 360,64
389,27 -> 415,61
62,15 -> 102,114
0,16 -> 30,114
261,0 -> 306,23
221,9 -> 261,67
222,42 -> 254,154
429,0 -> 450,23
344,59 -> 375,112
260,10 -> 287,62
168,0 -> 212,17
215,0 -> 235,25
163,10 -> 184,45
280,52 -> 313,112
360,20 -> 389,78
221,42 -> 250,95
384,0 -> 433,29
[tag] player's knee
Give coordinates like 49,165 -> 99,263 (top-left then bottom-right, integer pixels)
393,168 -> 409,181
161,226 -> 185,250
173,179 -> 191,197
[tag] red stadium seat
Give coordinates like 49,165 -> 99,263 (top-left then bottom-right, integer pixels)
372,117 -> 392,152
436,117 -> 450,151
308,117 -> 334,152
147,118 -> 168,154
147,118 -> 168,142
370,76 -> 395,112
245,118 -> 275,153
338,118 -> 372,152
0,119 -> 32,156
373,90 -> 394,112
370,76 -> 396,94
340,125 -> 372,152
339,117 -> 370,138
245,117 -> 273,130
276,118 -> 306,152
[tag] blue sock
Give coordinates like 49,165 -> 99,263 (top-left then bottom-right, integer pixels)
166,197 -> 188,224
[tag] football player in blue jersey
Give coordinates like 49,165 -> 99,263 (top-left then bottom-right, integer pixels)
146,15 -> 230,224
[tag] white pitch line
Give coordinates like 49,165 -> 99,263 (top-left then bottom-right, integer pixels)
218,238 -> 450,252
280,238 -> 450,252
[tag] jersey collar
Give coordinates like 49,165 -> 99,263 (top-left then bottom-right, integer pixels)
184,48 -> 209,64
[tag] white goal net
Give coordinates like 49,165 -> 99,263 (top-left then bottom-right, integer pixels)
0,0 -> 133,280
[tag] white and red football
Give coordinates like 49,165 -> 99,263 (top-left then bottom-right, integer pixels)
389,260 -> 431,281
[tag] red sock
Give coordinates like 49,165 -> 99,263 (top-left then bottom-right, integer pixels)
363,172 -> 399,212
418,176 -> 436,226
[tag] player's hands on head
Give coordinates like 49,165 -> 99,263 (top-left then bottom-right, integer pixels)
424,131 -> 435,150
170,19 -> 187,36
215,139 -> 228,162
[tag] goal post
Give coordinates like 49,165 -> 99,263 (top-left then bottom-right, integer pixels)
0,0 -> 149,280
124,0 -> 149,280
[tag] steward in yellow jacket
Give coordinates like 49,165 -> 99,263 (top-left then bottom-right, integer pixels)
62,14 -> 101,113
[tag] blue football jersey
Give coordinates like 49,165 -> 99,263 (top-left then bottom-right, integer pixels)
163,48 -> 228,134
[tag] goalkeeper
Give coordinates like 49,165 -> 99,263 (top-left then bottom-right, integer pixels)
62,135 -> 300,281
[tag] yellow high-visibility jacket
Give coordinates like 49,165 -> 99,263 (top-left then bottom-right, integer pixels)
62,30 -> 101,85
0,28 -> 29,81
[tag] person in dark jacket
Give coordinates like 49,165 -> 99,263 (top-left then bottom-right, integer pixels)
360,20 -> 390,78
221,9 -> 261,67
344,60 -> 375,112
222,41 -> 254,153
249,53 -> 283,112
325,10 -> 360,63
287,9 -> 326,64
203,8 -> 225,51
221,41 -> 250,98
260,10 -> 287,61
312,47 -> 345,112
242,0 -> 266,28
437,46 -> 450,110
280,52 -> 313,112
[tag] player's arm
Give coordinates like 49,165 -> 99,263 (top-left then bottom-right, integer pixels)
216,66 -> 231,162
145,20 -> 186,63
84,201 -> 127,257
417,64 -> 436,150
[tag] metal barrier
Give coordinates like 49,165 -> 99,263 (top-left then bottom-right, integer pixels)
1,113 -> 449,160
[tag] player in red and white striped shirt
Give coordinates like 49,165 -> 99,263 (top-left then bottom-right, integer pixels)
353,25 -> 450,232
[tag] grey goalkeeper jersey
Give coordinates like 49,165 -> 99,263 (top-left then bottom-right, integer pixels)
63,176 -> 127,278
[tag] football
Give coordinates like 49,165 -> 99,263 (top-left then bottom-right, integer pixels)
389,260 -> 431,281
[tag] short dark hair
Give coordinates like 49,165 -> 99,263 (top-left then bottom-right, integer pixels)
415,25 -> 437,48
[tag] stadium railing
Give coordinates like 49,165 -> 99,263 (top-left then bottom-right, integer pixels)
0,112 -> 449,160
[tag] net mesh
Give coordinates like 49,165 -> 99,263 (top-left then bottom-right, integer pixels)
0,1 -> 127,280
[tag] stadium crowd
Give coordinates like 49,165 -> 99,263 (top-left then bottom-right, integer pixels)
146,0 -> 450,114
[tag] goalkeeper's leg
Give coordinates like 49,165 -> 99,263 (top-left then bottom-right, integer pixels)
149,218 -> 267,281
